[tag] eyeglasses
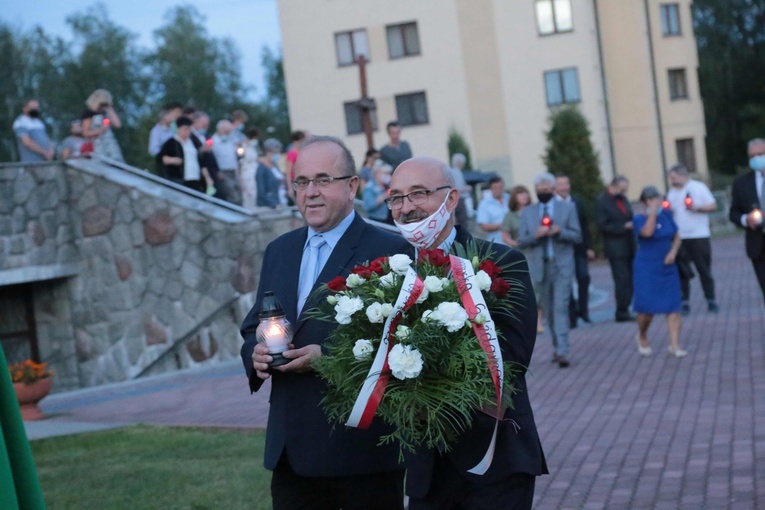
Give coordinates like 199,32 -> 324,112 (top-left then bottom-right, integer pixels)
385,186 -> 452,210
292,175 -> 354,191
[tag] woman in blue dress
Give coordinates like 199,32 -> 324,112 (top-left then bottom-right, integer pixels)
633,186 -> 687,358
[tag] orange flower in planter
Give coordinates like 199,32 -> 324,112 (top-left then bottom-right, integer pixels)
8,360 -> 54,385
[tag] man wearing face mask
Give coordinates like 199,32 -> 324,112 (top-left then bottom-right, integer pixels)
518,173 -> 582,368
13,99 -> 54,163
389,157 -> 547,510
596,175 -> 637,322
729,138 -> 765,304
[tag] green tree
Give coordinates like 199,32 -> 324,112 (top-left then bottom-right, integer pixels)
694,0 -> 765,174
543,106 -> 603,249
255,46 -> 291,145
446,127 -> 472,170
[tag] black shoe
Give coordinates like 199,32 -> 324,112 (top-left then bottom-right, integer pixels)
680,302 -> 690,316
708,302 -> 719,313
615,313 -> 635,322
579,313 -> 592,323
558,357 -> 570,368
551,353 -> 561,363
569,319 -> 578,329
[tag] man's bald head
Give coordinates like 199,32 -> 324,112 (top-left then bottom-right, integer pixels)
392,157 -> 456,191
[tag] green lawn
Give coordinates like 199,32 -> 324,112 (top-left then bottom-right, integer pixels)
30,425 -> 271,510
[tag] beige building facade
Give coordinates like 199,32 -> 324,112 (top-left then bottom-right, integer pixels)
277,0 -> 708,197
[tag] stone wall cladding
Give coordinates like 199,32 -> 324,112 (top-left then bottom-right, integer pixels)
0,162 -> 301,390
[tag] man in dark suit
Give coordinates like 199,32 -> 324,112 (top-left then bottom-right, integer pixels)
389,157 -> 547,510
555,175 -> 594,326
240,136 -> 409,510
729,138 -> 765,303
596,175 -> 636,322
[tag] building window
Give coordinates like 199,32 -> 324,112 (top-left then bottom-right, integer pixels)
344,100 -> 378,135
676,138 -> 696,172
395,92 -> 429,126
544,68 -> 580,106
335,29 -> 369,66
387,22 -> 421,59
668,68 -> 688,100
660,4 -> 681,36
536,0 -> 573,35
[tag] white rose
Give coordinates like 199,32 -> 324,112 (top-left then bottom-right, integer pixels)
352,339 -> 374,360
365,302 -> 385,323
416,287 -> 429,304
474,270 -> 493,292
346,273 -> 366,288
395,325 -> 411,340
389,254 -> 413,275
388,344 -> 424,380
326,295 -> 339,305
424,276 -> 444,293
434,302 -> 469,333
379,272 -> 397,288
381,303 -> 394,318
421,309 -> 437,323
440,277 -> 450,289
334,296 -> 364,324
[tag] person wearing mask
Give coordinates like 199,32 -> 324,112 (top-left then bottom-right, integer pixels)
189,111 -> 220,196
666,164 -> 719,315
148,102 -> 183,159
632,186 -> 686,358
555,175 -> 595,326
240,127 -> 262,211
59,120 -> 85,160
256,138 -> 286,209
518,173 -> 582,368
212,119 -> 242,205
230,109 -> 249,145
157,116 -> 212,193
13,99 -> 54,163
81,89 -> 123,161
476,176 -> 510,245
596,175 -> 636,322
388,157 -> 547,509
729,138 -> 765,305
363,162 -> 392,223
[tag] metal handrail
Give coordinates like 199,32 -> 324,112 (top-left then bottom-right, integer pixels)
134,292 -> 242,378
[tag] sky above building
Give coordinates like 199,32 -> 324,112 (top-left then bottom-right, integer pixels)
2,0 -> 281,100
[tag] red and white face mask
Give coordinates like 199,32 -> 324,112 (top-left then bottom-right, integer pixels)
394,194 -> 451,250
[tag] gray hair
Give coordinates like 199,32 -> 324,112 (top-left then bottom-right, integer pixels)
262,138 -> 282,154
451,153 -> 466,168
216,119 -> 232,131
667,163 -> 689,176
748,138 -> 765,152
533,172 -> 556,187
611,174 -> 629,186
300,135 -> 356,177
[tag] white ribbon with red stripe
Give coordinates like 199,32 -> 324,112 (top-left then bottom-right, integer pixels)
346,266 -> 425,429
449,255 -> 504,475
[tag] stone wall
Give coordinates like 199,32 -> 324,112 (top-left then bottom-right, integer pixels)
0,160 -> 302,391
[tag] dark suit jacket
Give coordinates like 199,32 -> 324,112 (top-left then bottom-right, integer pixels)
240,213 -> 410,477
729,171 -> 765,259
405,226 -> 548,499
596,190 -> 636,259
571,196 -> 592,258
255,162 -> 281,208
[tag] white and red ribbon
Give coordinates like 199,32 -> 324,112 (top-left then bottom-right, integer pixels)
450,255 -> 504,476
346,266 -> 425,429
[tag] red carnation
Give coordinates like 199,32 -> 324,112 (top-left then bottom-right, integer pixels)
490,278 -> 510,298
327,276 -> 347,292
479,260 -> 502,279
420,249 -> 450,267
351,265 -> 373,279
369,257 -> 387,276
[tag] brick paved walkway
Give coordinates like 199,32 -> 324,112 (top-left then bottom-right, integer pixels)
31,235 -> 764,508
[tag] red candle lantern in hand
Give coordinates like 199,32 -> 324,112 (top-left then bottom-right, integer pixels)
205,138 -> 214,147
662,198 -> 671,210
103,118 -> 110,127
541,213 -> 552,227
684,193 -> 693,209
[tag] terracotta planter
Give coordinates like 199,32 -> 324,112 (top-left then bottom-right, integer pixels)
13,377 -> 53,421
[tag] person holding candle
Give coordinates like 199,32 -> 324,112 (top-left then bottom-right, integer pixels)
632,186 -> 686,357
729,138 -> 765,304
81,89 -> 123,162
665,163 -> 719,315
240,136 -> 410,510
518,173 -> 582,368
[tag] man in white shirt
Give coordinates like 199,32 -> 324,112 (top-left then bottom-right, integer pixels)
476,176 -> 510,245
211,119 -> 242,205
666,164 -> 719,314
13,99 -> 54,163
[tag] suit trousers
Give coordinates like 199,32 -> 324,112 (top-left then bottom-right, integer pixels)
752,251 -> 765,304
568,253 -> 591,323
407,453 -> 535,510
539,259 -> 572,357
679,238 -> 715,302
608,256 -> 633,315
271,454 -> 404,510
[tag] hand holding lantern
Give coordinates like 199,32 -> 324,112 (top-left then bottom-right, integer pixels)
255,292 -> 293,367
684,193 -> 693,210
